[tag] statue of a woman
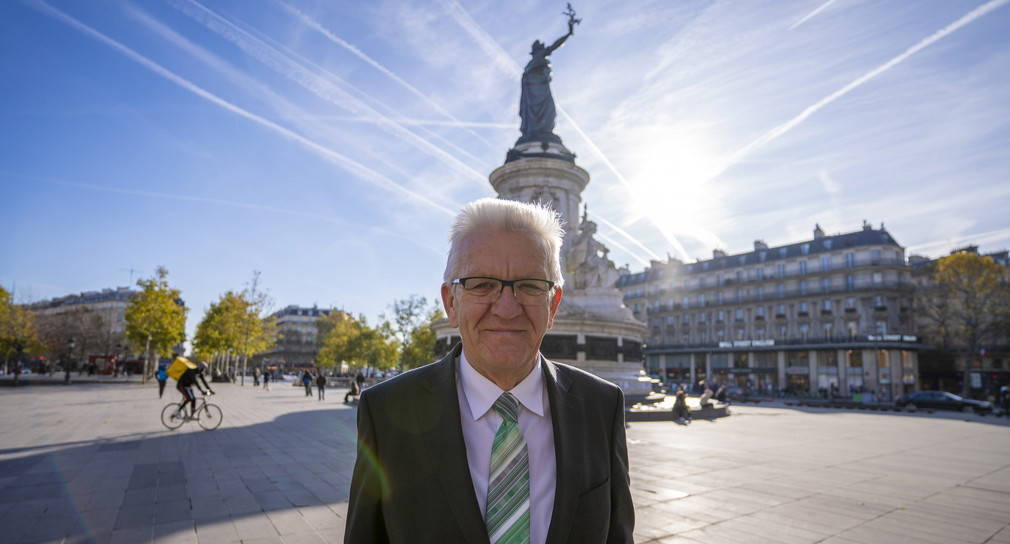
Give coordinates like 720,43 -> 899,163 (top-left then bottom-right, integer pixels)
516,16 -> 576,145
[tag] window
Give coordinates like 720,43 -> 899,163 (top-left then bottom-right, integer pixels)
667,316 -> 675,326
699,312 -> 706,323
682,314 -> 690,325
683,296 -> 690,309
800,323 -> 810,340
824,240 -> 833,249
757,306 -> 765,317
736,289 -> 743,302
717,310 -> 725,322
821,256 -> 831,271
740,255 -> 747,265
779,325 -> 788,339
823,300 -> 832,311
871,249 -> 881,264
759,251 -> 767,262
757,268 -> 765,281
757,286 -> 764,301
872,272 -> 883,284
846,253 -> 855,268
799,261 -> 808,275
875,321 -> 887,334
822,278 -> 831,293
823,322 -> 832,339
780,248 -> 788,258
756,327 -> 765,339
736,271 -> 743,283
778,284 -> 785,298
735,308 -> 744,321
718,291 -> 724,305
717,274 -> 723,286
800,302 -> 809,313
736,328 -> 745,340
700,277 -> 706,288
846,275 -> 855,291
777,304 -> 786,316
847,322 -> 858,338
873,295 -> 885,308
846,297 -> 856,309
800,281 -> 808,295
699,294 -> 706,307
777,264 -> 786,277
801,243 -> 810,255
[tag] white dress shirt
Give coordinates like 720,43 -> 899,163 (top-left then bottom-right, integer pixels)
456,351 -> 556,544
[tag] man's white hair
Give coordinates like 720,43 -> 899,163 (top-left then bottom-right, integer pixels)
443,198 -> 565,287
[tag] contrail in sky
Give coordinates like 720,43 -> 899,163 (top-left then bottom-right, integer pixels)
274,0 -> 497,150
171,0 -> 488,185
790,0 -> 840,30
708,0 -> 1009,185
11,172 -> 356,226
24,0 -> 458,217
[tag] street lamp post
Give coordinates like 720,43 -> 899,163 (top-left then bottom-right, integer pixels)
115,342 -> 122,378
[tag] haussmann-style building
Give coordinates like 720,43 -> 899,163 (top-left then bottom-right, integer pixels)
617,222 -> 925,401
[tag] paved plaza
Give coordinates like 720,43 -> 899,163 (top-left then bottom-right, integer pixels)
1,380 -> 1008,544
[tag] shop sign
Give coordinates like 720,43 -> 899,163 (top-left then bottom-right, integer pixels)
718,339 -> 776,348
867,334 -> 917,342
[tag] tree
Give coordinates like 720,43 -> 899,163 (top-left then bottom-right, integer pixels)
316,312 -> 396,372
192,273 -> 277,384
401,305 -> 445,370
124,266 -> 187,383
1,286 -> 43,373
915,252 -> 1009,396
387,295 -> 442,371
235,272 -> 277,385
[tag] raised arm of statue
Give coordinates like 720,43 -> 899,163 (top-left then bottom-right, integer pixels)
544,23 -> 573,55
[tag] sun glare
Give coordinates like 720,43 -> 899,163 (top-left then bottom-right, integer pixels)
624,136 -> 726,260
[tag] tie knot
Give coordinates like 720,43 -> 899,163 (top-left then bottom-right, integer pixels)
493,392 -> 520,424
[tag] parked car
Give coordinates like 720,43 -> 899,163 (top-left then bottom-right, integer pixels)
896,390 -> 994,414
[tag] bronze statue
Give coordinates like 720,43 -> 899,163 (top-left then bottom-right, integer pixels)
516,4 -> 581,146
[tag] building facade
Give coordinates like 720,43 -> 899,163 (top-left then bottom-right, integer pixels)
254,305 -> 335,370
618,222 -> 924,400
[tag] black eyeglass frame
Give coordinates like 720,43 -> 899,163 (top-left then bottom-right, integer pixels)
450,276 -> 556,300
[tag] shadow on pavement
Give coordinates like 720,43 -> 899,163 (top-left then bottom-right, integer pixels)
0,407 -> 359,544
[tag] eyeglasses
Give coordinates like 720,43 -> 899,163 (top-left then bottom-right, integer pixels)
451,276 -> 555,304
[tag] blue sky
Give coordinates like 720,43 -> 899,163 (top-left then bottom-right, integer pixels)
3,0 -> 1009,345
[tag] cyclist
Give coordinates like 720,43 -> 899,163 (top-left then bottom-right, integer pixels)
176,361 -> 214,419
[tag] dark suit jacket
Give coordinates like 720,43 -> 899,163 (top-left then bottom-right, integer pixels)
344,343 -> 634,543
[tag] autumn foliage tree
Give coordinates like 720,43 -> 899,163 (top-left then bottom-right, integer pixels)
915,252 -> 1009,396
124,266 -> 187,383
315,312 -> 396,372
192,272 -> 276,385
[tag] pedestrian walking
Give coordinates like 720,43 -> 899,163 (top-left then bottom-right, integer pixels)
156,364 -> 168,398
316,372 -> 326,401
263,371 -> 271,392
302,370 -> 312,397
253,367 -> 260,386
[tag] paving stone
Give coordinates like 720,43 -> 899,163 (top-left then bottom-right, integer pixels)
5,382 -> 1010,544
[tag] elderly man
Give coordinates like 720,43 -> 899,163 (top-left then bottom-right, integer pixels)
345,198 -> 634,543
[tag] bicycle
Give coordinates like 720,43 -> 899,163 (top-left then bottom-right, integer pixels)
161,394 -> 223,431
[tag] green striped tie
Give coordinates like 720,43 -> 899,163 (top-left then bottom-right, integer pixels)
486,392 -> 530,544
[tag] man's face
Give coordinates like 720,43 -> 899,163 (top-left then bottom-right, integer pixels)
441,229 -> 562,385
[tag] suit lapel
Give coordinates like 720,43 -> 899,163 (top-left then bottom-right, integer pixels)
542,358 -> 581,544
419,345 -> 490,543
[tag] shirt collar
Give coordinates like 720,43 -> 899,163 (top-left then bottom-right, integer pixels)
459,350 -> 545,421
